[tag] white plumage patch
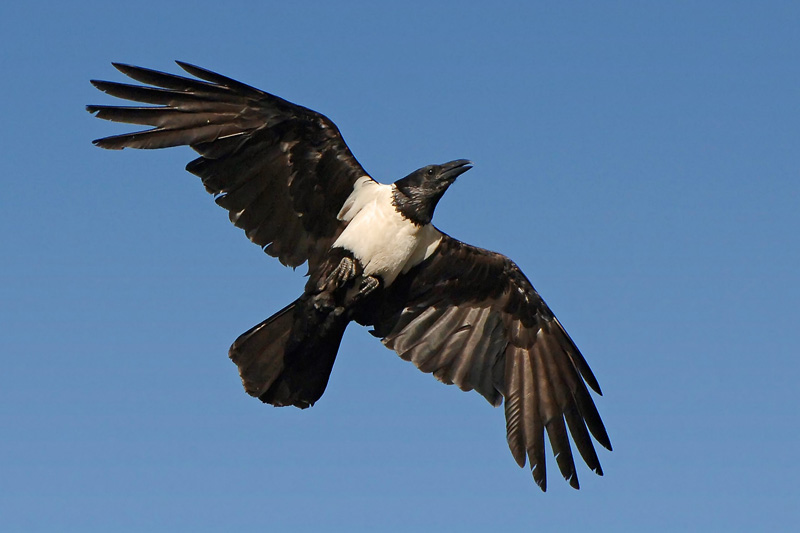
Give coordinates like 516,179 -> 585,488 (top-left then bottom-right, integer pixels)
334,178 -> 441,285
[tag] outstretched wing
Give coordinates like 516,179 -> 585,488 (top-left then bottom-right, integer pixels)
360,234 -> 612,491
88,62 -> 372,271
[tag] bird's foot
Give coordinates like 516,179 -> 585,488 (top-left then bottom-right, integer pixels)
323,256 -> 358,291
350,275 -> 380,304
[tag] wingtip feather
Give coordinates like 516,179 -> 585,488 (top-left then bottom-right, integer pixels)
111,62 -> 132,73
91,137 -> 123,150
568,474 -> 581,490
532,464 -> 547,492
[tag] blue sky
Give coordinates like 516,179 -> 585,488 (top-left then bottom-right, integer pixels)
2,1 -> 799,531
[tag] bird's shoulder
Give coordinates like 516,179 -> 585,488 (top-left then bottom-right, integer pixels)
393,230 -> 536,311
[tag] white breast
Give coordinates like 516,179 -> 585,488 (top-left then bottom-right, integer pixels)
333,178 -> 441,286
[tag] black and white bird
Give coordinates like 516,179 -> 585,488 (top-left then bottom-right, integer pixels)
88,62 -> 611,491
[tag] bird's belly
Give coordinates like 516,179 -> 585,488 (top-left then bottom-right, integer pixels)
332,199 -> 439,286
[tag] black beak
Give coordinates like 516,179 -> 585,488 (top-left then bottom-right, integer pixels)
440,159 -> 473,182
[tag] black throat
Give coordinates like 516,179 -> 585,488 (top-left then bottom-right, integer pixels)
391,183 -> 444,226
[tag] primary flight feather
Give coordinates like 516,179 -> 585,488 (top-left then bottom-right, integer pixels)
88,61 -> 611,491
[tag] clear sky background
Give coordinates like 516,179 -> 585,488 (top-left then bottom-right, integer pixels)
2,1 -> 798,531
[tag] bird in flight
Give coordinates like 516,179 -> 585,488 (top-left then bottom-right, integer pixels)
88,62 -> 611,491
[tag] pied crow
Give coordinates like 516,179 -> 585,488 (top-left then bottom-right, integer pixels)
88,62 -> 611,491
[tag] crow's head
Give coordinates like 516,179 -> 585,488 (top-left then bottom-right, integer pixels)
392,159 -> 472,225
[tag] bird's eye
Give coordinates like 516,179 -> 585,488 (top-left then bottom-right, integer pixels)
427,168 -> 435,176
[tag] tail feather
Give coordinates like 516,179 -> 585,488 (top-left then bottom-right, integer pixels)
229,297 -> 349,409
229,301 -> 296,398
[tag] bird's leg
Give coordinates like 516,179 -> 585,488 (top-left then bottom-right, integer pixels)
321,256 -> 358,292
348,275 -> 380,305
312,255 -> 360,313
313,255 -> 377,310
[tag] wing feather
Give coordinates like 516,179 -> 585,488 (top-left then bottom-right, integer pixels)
89,62 -> 372,271
362,233 -> 611,490
519,345 -> 548,489
504,348 -> 526,468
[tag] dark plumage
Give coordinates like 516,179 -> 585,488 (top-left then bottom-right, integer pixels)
88,61 -> 611,491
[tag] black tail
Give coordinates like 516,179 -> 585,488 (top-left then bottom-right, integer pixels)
229,297 -> 349,409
